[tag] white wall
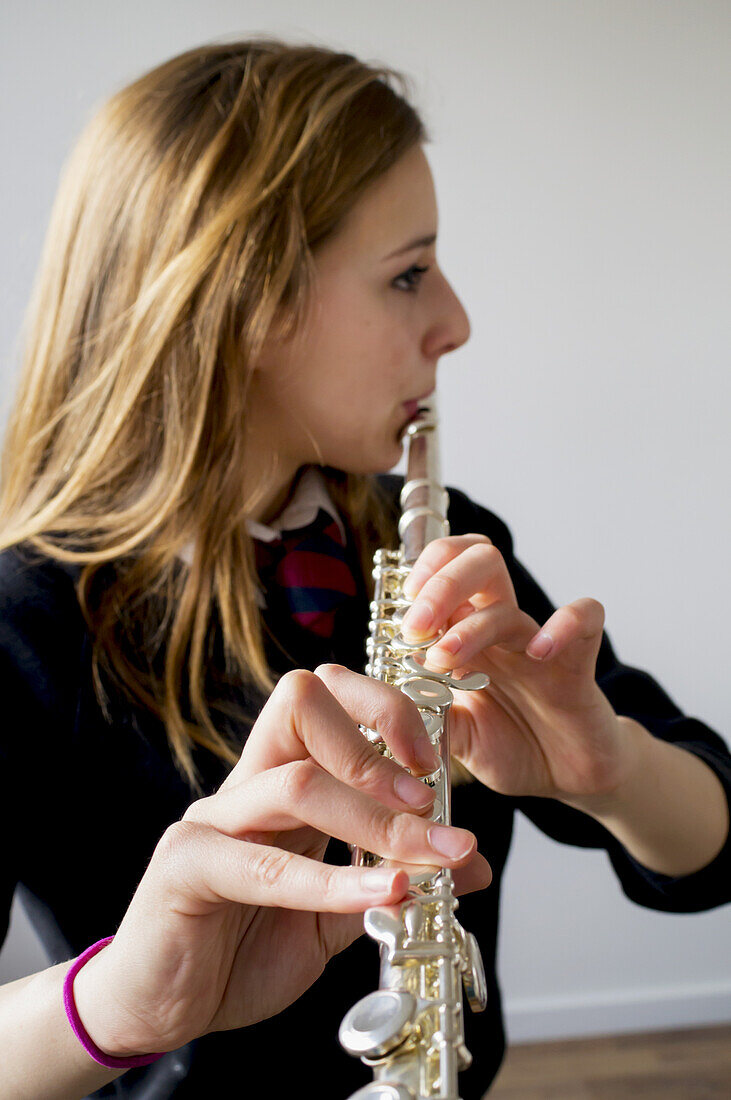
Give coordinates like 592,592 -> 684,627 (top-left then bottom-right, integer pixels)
1,0 -> 729,1043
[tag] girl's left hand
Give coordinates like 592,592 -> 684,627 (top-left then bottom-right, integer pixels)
401,535 -> 638,803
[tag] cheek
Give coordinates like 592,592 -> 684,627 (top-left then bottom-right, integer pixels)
350,324 -> 413,400
318,290 -> 409,376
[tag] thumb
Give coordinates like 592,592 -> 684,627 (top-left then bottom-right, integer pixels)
318,911 -> 367,959
526,598 -> 605,673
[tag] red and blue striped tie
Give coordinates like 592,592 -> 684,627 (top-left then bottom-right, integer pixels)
254,507 -> 357,638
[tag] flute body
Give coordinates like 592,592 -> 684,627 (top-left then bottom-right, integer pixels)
339,399 -> 488,1100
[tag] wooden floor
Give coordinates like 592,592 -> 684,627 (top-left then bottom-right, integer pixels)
486,1024 -> 731,1098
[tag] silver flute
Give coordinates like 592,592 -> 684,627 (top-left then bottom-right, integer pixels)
339,398 -> 489,1100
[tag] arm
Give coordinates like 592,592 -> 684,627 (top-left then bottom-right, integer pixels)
560,715 -> 730,877
0,667 -> 489,1096
507,548 -> 731,898
397,500 -> 731,909
0,964 -> 122,1100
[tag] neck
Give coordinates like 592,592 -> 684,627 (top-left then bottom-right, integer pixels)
247,464 -> 307,526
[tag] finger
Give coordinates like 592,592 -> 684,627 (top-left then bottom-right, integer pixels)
449,599 -> 479,625
525,598 -> 605,665
452,851 -> 492,896
320,850 -> 493,957
185,763 -> 477,869
401,541 -> 517,642
318,911 -> 369,960
403,534 -> 493,600
155,820 -> 412,914
314,663 -> 440,774
229,668 -> 439,793
424,602 -> 540,671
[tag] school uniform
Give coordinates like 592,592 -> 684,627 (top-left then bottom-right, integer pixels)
1,471 -> 729,1099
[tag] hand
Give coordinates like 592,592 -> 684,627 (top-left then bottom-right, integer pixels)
72,666 -> 491,1058
401,536 -> 639,803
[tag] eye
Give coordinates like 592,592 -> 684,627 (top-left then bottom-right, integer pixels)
392,264 -> 430,292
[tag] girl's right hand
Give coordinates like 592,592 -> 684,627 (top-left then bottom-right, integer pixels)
72,664 -> 491,1060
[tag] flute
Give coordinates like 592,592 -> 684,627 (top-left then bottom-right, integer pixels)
339,398 -> 489,1100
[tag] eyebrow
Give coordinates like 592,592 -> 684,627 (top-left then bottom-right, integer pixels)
382,233 -> 437,261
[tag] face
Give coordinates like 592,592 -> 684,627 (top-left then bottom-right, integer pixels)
248,145 -> 470,505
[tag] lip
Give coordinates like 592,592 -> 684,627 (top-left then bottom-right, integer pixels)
397,388 -> 436,442
400,390 -> 435,433
402,387 -> 435,409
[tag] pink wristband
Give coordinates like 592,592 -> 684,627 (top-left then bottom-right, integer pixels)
63,936 -> 164,1069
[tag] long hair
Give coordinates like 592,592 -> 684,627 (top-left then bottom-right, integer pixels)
0,39 -> 424,785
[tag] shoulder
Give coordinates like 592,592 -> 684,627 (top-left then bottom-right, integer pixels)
0,545 -> 86,706
375,474 -> 514,560
0,543 -> 83,627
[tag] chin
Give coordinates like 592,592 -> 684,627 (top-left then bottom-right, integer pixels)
380,435 -> 405,473
338,448 -> 403,478
329,428 -> 404,476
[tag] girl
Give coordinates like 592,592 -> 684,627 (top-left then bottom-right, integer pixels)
0,39 -> 728,1100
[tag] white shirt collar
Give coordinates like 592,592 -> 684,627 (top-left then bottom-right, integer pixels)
178,466 -> 346,568
245,466 -> 346,544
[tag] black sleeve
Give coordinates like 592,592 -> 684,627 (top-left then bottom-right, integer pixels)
0,546 -> 85,949
445,487 -> 731,914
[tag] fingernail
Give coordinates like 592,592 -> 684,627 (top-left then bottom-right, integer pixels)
428,632 -> 462,665
362,870 -> 398,893
526,631 -> 553,660
428,825 -> 475,860
394,772 -> 434,808
415,734 -> 440,772
403,568 -> 426,600
402,600 -> 434,637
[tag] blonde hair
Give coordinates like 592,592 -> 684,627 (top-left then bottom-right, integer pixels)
0,39 -> 423,785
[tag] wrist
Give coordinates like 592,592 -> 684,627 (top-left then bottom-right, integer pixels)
559,715 -> 651,819
70,939 -> 164,1066
561,718 -> 730,877
0,962 -> 126,1098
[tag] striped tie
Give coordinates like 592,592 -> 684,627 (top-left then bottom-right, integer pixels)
254,507 -> 357,638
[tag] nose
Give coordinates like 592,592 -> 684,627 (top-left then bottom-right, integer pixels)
422,270 -> 471,360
